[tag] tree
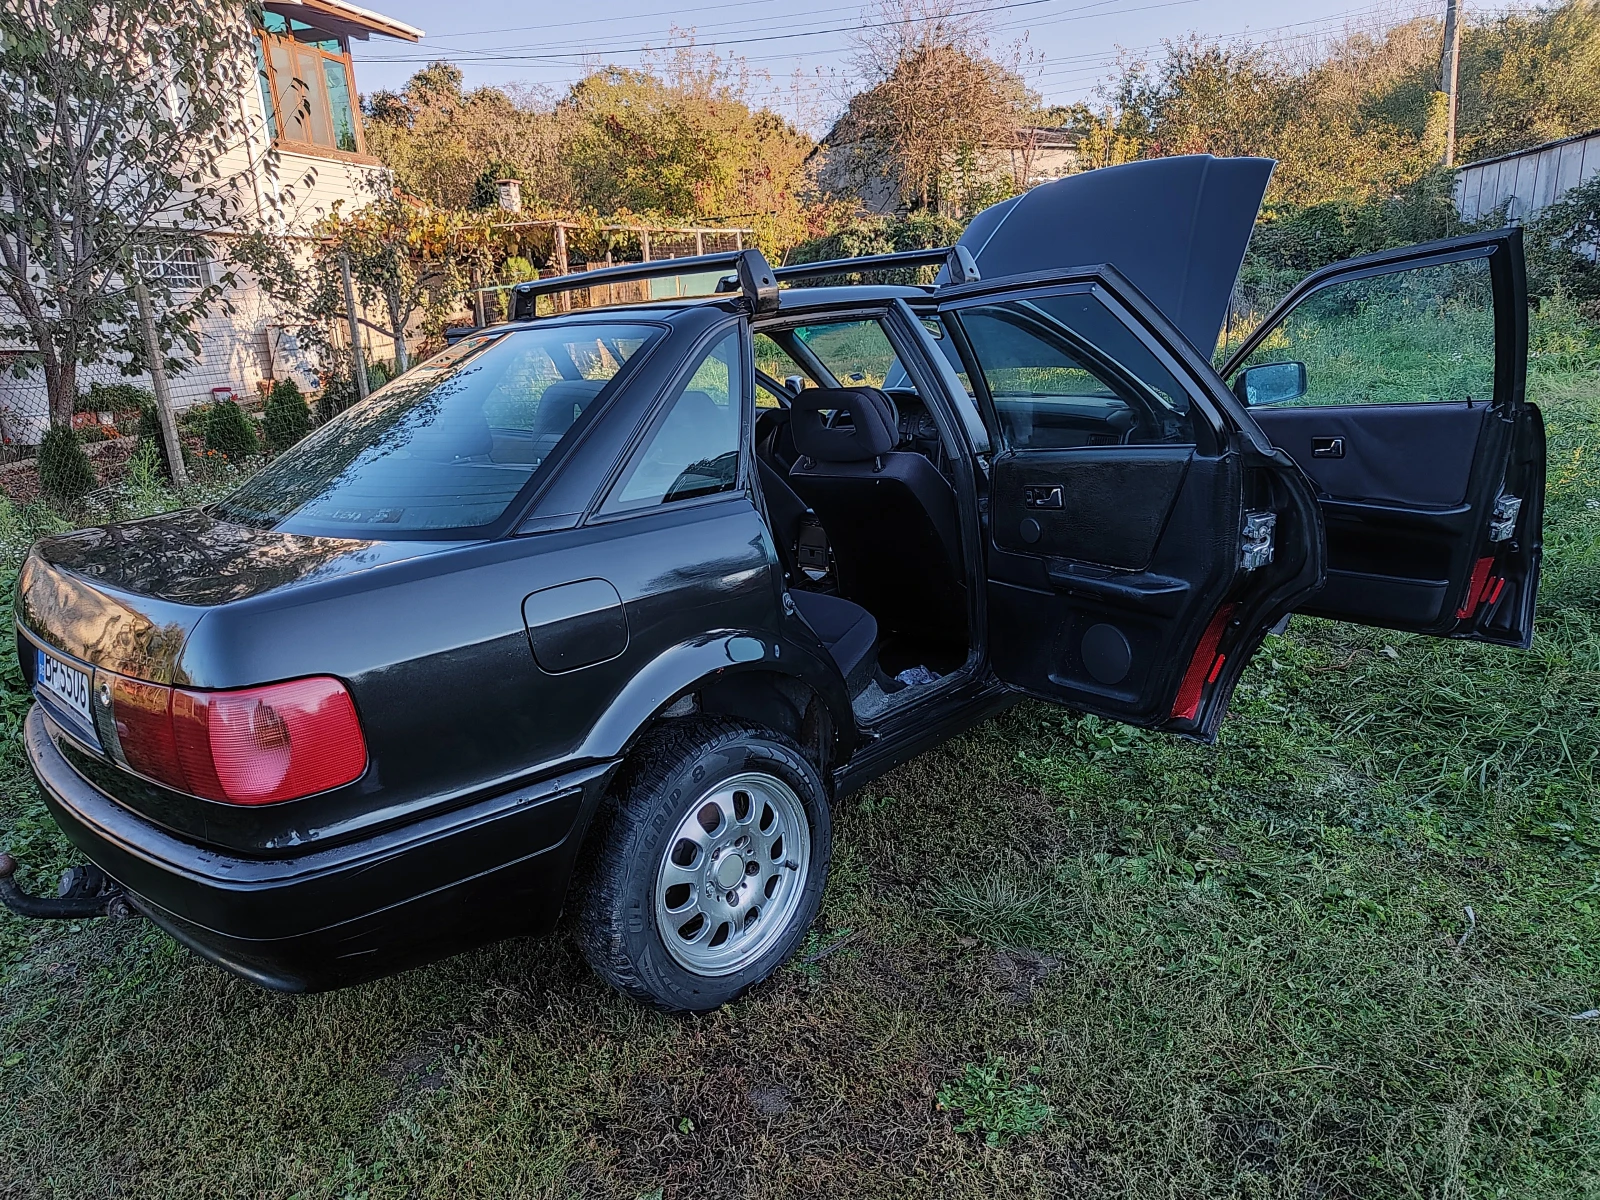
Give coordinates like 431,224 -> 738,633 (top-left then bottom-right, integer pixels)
1457,1 -> 1600,162
0,0 -> 253,427
364,63 -> 566,211
835,0 -> 1033,214
557,45 -> 814,248
332,197 -> 473,372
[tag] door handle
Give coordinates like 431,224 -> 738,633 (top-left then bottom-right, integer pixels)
1022,485 -> 1064,509
1311,436 -> 1345,459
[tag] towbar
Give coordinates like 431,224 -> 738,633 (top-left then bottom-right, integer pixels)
0,852 -> 137,920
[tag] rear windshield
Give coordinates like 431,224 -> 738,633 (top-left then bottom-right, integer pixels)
212,323 -> 661,538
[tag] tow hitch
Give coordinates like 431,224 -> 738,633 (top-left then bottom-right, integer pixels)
0,853 -> 138,920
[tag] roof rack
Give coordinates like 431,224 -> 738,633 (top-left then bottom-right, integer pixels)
774,245 -> 980,286
507,243 -> 981,322
511,249 -> 776,321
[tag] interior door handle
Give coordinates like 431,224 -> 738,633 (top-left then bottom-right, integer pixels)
1023,485 -> 1064,509
1311,436 -> 1345,459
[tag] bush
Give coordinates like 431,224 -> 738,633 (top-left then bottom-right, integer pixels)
38,425 -> 96,506
316,371 -> 357,424
76,381 -> 153,416
262,379 -> 312,453
786,211 -> 967,285
1526,175 -> 1600,306
202,399 -> 258,462
136,403 -> 190,482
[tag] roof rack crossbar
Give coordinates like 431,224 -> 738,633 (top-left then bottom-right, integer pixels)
774,245 -> 980,285
511,250 -> 757,321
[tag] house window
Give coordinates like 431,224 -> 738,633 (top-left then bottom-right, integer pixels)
256,12 -> 363,155
136,246 -> 207,291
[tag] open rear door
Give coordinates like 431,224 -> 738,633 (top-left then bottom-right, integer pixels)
1220,229 -> 1544,646
938,268 -> 1324,740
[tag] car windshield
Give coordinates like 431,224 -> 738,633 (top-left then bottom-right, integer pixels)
211,323 -> 661,538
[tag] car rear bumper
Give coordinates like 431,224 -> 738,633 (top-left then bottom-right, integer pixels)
25,705 -> 618,991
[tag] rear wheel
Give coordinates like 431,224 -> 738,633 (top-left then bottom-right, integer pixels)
578,719 -> 830,1012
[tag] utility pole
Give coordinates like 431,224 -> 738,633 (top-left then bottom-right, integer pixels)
339,252 -> 370,401
133,277 -> 189,488
1441,0 -> 1463,167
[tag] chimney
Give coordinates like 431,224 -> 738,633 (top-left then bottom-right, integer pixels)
496,179 -> 523,213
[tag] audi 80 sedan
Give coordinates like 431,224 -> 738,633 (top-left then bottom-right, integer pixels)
2,156 -> 1543,1011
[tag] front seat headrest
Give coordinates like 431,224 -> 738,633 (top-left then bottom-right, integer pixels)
791,387 -> 899,463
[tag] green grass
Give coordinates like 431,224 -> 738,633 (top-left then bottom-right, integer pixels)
0,357 -> 1597,1197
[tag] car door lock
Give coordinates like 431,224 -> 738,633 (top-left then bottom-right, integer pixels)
1240,511 -> 1276,571
1489,494 -> 1521,541
1022,485 -> 1064,509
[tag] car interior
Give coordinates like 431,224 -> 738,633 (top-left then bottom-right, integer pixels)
748,319 -> 971,721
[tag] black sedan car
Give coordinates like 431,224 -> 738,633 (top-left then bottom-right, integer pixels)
4,156 -> 1544,1011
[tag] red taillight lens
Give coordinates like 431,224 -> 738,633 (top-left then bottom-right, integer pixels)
107,675 -> 366,805
111,676 -> 183,784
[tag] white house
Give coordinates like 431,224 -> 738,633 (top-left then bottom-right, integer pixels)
0,0 -> 423,443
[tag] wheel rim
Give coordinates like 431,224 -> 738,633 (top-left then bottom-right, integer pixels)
653,770 -> 811,976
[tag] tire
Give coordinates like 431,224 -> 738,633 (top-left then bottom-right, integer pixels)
577,718 -> 831,1012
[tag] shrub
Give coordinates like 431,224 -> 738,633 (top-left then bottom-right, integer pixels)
262,379 -> 312,453
316,371 -> 357,424
38,425 -> 96,507
137,403 -> 192,482
76,381 -> 154,416
203,399 -> 258,462
367,359 -> 394,392
1526,175 -> 1600,306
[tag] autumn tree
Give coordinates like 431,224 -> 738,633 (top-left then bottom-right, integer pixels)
1456,0 -> 1600,161
832,0 -> 1033,214
364,63 -> 566,211
0,0 -> 254,427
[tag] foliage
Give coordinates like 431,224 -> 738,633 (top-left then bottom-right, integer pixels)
262,381 -> 312,454
787,210 -> 965,266
317,372 -> 359,425
202,400 -> 257,463
37,425 -> 95,506
1456,0 -> 1600,162
937,1061 -> 1053,1146
0,0 -> 251,427
834,1 -> 1033,214
135,403 -> 184,482
365,63 -> 564,212
558,47 -> 814,252
76,382 -> 153,417
1525,175 -> 1600,308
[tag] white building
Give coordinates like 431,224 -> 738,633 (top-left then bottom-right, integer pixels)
0,0 -> 423,444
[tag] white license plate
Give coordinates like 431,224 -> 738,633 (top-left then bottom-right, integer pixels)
36,648 -> 92,725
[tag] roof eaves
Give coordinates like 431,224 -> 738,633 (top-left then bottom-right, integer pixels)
269,0 -> 424,41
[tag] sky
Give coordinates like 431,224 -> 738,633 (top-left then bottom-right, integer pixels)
344,0 -> 1503,132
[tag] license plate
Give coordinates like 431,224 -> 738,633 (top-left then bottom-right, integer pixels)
36,648 -> 92,725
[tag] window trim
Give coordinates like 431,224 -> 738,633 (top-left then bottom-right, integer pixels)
255,18 -> 369,159
589,319 -> 752,523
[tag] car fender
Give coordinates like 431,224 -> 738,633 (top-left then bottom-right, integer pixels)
575,629 -> 858,767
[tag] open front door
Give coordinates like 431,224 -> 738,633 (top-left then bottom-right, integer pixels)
938,268 -> 1323,739
1220,229 -> 1544,647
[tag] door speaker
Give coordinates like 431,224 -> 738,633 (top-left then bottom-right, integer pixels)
1081,623 -> 1132,685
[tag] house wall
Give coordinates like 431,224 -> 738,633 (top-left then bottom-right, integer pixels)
0,25 -> 395,445
1455,130 -> 1600,223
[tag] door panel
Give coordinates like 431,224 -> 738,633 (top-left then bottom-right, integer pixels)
939,270 -> 1322,733
1222,229 -> 1542,646
989,447 -> 1191,569
1249,401 -> 1490,508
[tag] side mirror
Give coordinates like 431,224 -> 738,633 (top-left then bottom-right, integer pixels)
784,374 -> 807,396
1234,361 -> 1307,406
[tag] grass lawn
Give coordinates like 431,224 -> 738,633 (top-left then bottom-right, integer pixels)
0,356 -> 1597,1198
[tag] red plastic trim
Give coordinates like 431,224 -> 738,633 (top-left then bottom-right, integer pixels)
1171,604 -> 1236,722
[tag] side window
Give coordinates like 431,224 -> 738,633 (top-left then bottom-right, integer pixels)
1228,257 -> 1495,408
792,319 -> 905,389
955,290 -> 1195,450
606,329 -> 744,512
753,333 -> 809,406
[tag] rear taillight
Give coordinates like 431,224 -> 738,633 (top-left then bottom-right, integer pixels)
100,674 -> 366,805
